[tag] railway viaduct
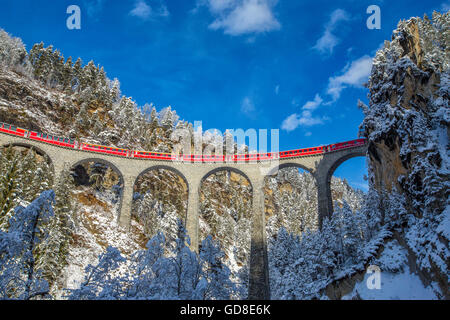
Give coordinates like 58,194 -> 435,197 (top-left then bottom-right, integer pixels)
0,131 -> 368,300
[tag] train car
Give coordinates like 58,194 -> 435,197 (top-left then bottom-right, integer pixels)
255,153 -> 277,161
201,154 -> 226,163
279,146 -> 324,159
1,121 -> 367,163
81,143 -> 129,157
327,139 -> 366,152
0,122 -> 29,137
132,151 -> 154,159
133,150 -> 175,161
29,132 -> 76,148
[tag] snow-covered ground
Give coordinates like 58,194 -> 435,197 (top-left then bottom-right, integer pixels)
343,241 -> 439,300
344,267 -> 438,300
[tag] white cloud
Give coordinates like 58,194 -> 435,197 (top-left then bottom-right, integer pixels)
441,1 -> 450,11
130,0 -> 169,20
304,131 -> 312,137
130,0 -> 152,19
313,9 -> 350,55
275,85 -> 280,95
281,113 -> 301,131
280,54 -> 373,132
281,110 -> 326,132
241,97 -> 256,115
302,94 -> 323,111
327,55 -> 373,101
281,94 -> 326,132
208,0 -> 236,13
202,0 -> 281,36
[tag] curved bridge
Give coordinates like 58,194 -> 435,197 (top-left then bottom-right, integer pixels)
0,130 -> 367,300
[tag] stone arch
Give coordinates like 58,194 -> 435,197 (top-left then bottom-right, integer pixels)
70,158 -> 124,186
134,165 -> 189,194
201,167 -> 253,189
199,166 -> 254,295
69,158 -> 125,223
324,150 -> 368,216
1,142 -> 54,168
132,165 -> 190,241
1,141 -> 59,187
266,162 -> 314,178
264,162 -> 320,239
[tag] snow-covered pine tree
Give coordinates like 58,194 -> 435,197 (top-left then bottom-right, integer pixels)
198,235 -> 236,300
0,190 -> 55,300
34,167 -> 75,290
0,147 -> 20,230
0,29 -> 31,74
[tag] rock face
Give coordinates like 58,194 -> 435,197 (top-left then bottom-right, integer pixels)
361,12 -> 449,297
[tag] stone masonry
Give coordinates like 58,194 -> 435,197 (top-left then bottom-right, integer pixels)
0,131 -> 367,300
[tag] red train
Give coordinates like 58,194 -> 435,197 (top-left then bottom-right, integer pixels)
0,122 -> 366,162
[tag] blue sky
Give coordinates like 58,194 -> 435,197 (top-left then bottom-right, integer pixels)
1,0 -> 448,191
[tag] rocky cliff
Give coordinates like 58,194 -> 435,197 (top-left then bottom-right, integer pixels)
360,11 -> 449,297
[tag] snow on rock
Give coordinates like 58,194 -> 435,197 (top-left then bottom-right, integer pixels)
344,240 -> 438,300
